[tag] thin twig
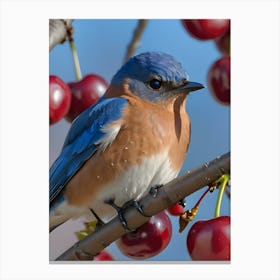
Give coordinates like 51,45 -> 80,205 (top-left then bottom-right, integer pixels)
53,152 -> 230,261
124,19 -> 149,62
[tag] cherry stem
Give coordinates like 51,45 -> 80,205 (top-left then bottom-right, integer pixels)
214,174 -> 230,218
69,38 -> 82,81
194,187 -> 211,209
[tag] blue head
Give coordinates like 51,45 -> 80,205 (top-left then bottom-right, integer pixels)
112,52 -> 203,102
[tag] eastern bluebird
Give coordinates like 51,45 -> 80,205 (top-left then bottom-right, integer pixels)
49,52 -> 204,231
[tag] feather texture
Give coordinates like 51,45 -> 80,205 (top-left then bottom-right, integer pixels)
49,98 -> 128,209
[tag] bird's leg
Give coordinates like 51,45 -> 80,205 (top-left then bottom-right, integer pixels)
90,208 -> 106,228
105,198 -> 152,232
105,199 -> 134,232
121,199 -> 151,218
75,209 -> 105,240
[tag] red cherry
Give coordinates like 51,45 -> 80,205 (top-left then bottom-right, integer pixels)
207,56 -> 230,105
116,211 -> 172,259
93,250 -> 114,261
49,75 -> 72,124
187,216 -> 230,260
215,29 -> 230,56
65,74 -> 108,122
167,203 -> 184,216
181,19 -> 230,40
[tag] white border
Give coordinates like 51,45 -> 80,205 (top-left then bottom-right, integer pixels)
1,0 -> 279,279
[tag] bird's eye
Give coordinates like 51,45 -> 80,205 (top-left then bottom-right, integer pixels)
149,78 -> 162,90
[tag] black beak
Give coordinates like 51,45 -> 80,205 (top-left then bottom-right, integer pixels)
171,81 -> 204,95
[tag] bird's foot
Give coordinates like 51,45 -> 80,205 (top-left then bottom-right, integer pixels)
90,208 -> 106,229
122,199 -> 151,218
105,198 -> 151,232
105,199 -> 133,231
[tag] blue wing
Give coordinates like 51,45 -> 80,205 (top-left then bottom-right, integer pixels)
49,97 -> 128,208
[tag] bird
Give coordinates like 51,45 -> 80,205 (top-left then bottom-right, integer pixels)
49,51 -> 204,232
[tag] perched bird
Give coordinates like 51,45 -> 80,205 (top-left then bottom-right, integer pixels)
49,52 -> 204,231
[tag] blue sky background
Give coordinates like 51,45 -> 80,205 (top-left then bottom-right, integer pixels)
49,19 -> 230,261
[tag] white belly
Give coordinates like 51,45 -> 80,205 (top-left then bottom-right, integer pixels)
90,150 -> 178,222
50,150 -> 178,225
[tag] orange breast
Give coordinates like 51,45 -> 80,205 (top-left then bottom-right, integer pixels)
64,85 -> 191,207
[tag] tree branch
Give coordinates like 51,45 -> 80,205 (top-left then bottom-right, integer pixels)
53,152 -> 230,261
49,19 -> 74,51
123,19 -> 149,62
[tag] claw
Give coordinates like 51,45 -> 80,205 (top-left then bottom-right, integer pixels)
105,199 -> 134,232
105,198 -> 151,232
121,199 -> 151,218
90,208 -> 105,227
118,211 -> 133,232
